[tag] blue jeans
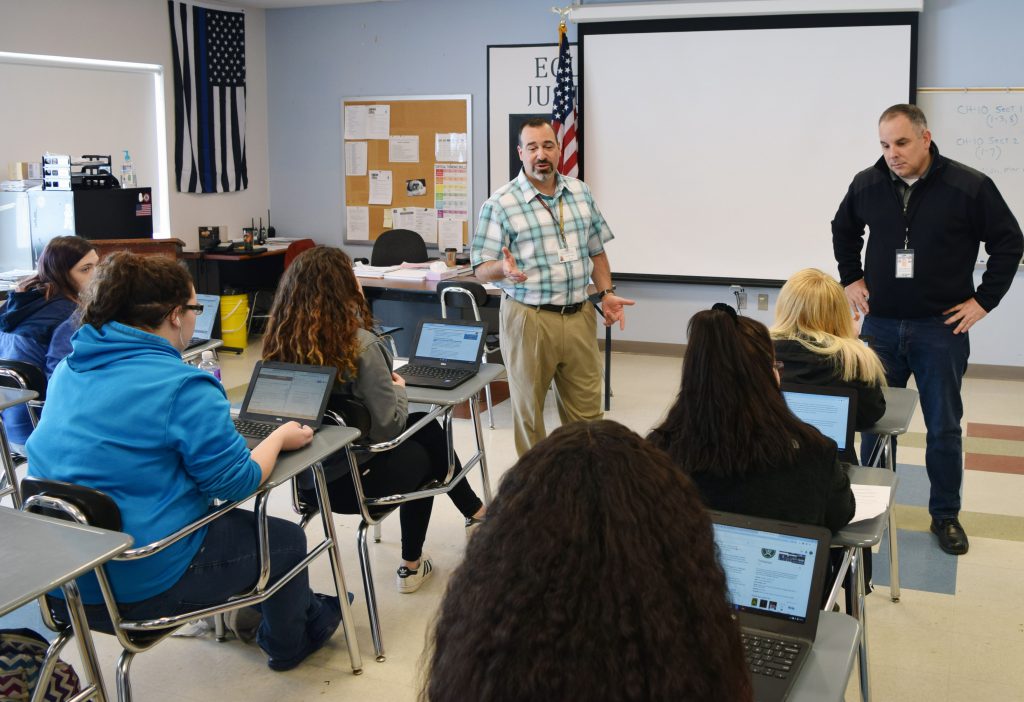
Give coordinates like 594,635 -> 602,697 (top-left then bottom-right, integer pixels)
52,510 -> 327,661
860,315 -> 969,519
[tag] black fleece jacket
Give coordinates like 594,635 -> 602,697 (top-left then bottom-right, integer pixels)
832,143 -> 1023,318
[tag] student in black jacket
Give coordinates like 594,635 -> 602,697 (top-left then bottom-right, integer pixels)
649,304 -> 855,534
771,268 -> 887,430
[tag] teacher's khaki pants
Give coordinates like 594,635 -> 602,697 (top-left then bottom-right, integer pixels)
500,297 -> 604,456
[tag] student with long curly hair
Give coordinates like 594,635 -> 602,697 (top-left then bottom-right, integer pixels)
649,304 -> 855,532
262,246 -> 486,593
771,268 -> 887,429
0,235 -> 98,445
424,419 -> 752,702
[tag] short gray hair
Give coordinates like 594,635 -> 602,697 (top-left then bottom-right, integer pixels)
879,104 -> 928,133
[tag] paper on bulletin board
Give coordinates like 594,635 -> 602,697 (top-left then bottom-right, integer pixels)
368,170 -> 393,205
393,207 -> 438,244
344,105 -> 369,139
434,163 -> 469,219
382,208 -> 394,228
389,135 -> 419,162
347,206 -> 370,240
366,105 -> 390,139
344,141 -> 367,176
438,218 -> 463,251
435,133 -> 468,162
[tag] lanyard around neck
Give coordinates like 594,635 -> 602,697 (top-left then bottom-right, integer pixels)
536,196 -> 566,245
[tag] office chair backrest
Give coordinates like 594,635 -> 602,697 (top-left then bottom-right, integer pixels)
370,229 -> 428,266
437,281 -> 489,311
0,359 -> 48,400
21,477 -> 122,532
283,238 -> 316,269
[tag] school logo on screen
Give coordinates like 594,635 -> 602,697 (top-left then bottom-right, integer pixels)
760,548 -> 776,559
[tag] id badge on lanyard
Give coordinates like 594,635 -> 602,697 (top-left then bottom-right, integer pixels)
538,197 -> 579,263
896,249 -> 914,279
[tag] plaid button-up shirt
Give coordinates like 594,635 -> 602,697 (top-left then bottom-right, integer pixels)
472,171 -> 614,306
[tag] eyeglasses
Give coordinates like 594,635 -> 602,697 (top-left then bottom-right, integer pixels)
183,304 -> 204,315
773,360 -> 785,371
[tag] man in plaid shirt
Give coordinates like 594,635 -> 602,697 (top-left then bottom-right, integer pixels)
472,118 -> 634,455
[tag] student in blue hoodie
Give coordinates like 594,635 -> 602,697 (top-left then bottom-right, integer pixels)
0,235 -> 98,446
26,252 -> 341,672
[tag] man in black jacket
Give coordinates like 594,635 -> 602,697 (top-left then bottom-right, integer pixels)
832,104 -> 1023,556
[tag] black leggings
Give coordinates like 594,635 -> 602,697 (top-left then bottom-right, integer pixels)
308,413 -> 483,562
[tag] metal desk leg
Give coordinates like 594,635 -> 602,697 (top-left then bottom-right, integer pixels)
0,419 -> 22,509
469,392 -> 493,505
849,548 -> 872,702
311,462 -> 364,673
61,579 -> 109,702
882,437 -> 901,602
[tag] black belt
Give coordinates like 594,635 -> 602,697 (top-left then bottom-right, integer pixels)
508,297 -> 583,315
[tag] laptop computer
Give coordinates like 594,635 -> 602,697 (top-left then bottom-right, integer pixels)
781,383 -> 859,466
710,510 -> 832,702
233,361 -> 337,448
394,319 -> 486,390
185,293 -> 221,350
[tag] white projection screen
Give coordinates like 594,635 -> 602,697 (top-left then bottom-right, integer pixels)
579,14 -> 917,284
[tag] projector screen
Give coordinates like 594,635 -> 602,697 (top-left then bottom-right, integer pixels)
579,14 -> 917,284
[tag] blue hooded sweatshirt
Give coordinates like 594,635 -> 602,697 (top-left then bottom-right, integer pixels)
26,321 -> 260,604
0,289 -> 77,444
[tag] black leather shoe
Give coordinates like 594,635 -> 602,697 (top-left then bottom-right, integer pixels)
931,518 -> 969,555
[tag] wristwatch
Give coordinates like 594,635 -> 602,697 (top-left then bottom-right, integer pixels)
597,286 -> 616,300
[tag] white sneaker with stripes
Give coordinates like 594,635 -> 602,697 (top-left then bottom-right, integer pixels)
396,555 -> 433,594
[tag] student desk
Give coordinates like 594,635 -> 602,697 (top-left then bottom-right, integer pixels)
250,425 -> 366,674
0,387 -> 38,507
830,465 -> 899,702
354,363 -> 502,660
789,611 -> 862,702
0,508 -> 133,702
361,276 -> 615,411
863,386 -> 918,604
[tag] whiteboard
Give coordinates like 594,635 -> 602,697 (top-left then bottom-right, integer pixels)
916,89 -> 1024,234
579,16 -> 915,284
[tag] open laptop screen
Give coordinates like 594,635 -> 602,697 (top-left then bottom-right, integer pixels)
412,322 -> 483,363
781,389 -> 851,452
245,365 -> 333,422
192,293 -> 221,341
712,523 -> 819,624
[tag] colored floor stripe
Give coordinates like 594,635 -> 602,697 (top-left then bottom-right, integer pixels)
967,422 -> 1024,441
965,452 -> 1024,475
872,528 -> 958,595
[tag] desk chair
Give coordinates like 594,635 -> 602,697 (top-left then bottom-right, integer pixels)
21,475 -> 341,702
370,229 -> 428,266
0,359 -> 47,430
293,399 -> 471,662
437,281 -> 501,429
247,238 -> 316,334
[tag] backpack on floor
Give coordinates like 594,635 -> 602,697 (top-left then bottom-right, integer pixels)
0,628 -> 81,701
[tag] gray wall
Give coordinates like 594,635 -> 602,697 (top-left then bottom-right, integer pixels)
265,0 -> 1024,363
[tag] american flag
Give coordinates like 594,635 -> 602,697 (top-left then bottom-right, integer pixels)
551,22 -> 578,178
168,1 -> 248,193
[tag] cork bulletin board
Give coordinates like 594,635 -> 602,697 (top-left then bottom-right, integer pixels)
342,95 -> 472,250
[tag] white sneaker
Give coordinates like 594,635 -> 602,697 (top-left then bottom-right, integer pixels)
465,516 -> 485,539
396,555 -> 434,594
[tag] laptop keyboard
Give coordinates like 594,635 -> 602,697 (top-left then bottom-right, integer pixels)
397,365 -> 472,382
233,418 -> 276,440
741,633 -> 803,679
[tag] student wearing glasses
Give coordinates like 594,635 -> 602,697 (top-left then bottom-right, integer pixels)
649,304 -> 855,532
26,252 -> 341,672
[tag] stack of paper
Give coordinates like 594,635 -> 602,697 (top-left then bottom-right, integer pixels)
426,265 -> 472,280
383,268 -> 429,281
354,265 -> 400,278
848,485 -> 892,524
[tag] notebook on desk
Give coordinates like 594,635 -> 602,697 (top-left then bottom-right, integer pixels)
233,361 -> 337,448
781,384 -> 858,466
711,511 -> 832,702
394,319 -> 486,390
185,293 -> 221,350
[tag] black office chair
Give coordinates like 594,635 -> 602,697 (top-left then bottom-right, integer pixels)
437,281 -> 502,429
370,229 -> 428,266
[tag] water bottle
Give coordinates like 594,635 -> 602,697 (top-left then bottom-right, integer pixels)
121,149 -> 137,188
198,350 -> 221,382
